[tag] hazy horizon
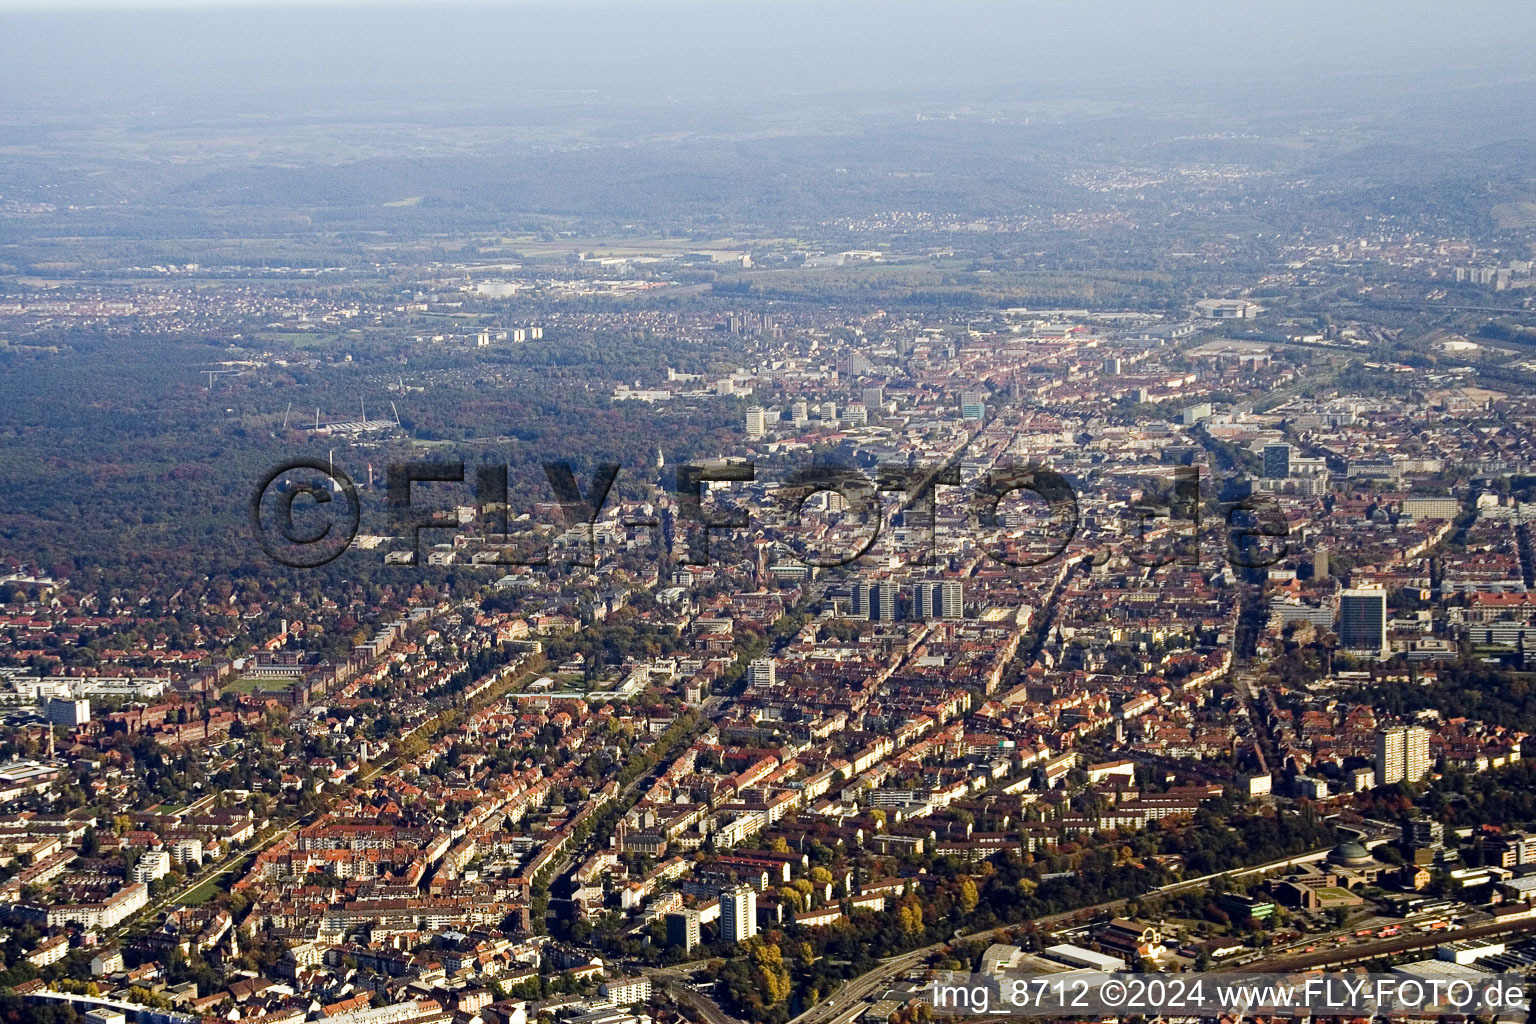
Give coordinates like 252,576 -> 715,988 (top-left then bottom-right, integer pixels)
4,1 -> 1536,122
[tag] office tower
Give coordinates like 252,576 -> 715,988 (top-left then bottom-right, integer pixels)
1263,443 -> 1293,480
747,657 -> 776,688
845,402 -> 868,426
745,406 -> 767,438
871,581 -> 899,622
1312,546 -> 1329,580
1376,725 -> 1431,786
1339,588 -> 1388,657
960,391 -> 986,420
939,580 -> 964,619
862,385 -> 885,410
850,581 -> 870,619
1102,356 -> 1123,376
666,909 -> 701,952
722,885 -> 757,944
912,582 -> 937,620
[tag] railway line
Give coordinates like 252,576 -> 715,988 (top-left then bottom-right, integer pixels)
1250,915 -> 1536,971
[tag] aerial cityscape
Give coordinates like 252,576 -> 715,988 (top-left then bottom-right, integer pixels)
3,3 -> 1536,1024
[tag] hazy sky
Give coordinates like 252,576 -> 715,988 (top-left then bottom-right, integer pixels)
3,1 -> 1535,121
0,0 -> 470,5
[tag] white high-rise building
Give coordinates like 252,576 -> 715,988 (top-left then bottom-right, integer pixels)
913,583 -> 937,620
745,406 -> 767,438
722,884 -> 757,944
870,581 -> 899,622
667,908 -> 701,952
1376,725 -> 1431,787
939,580 -> 964,619
850,581 -> 870,619
46,697 -> 90,728
747,658 -> 776,688
132,849 -> 171,883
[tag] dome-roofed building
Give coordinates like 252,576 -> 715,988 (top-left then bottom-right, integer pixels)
1329,841 -> 1373,868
